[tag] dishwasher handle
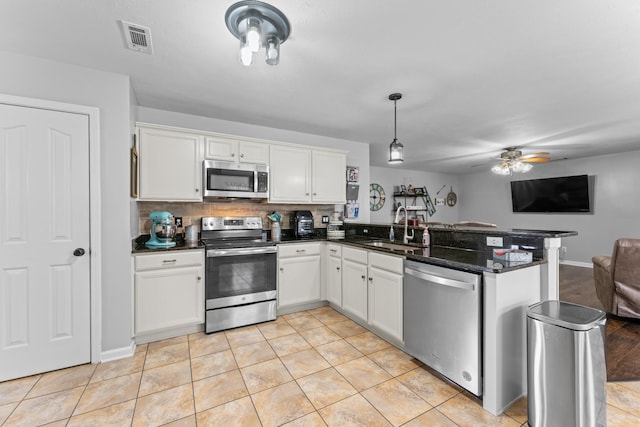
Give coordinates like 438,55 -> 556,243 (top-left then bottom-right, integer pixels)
404,266 -> 476,291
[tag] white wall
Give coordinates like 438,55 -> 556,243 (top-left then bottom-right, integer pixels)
0,52 -> 133,353
458,149 -> 640,264
370,166 -> 461,224
138,107 -> 372,222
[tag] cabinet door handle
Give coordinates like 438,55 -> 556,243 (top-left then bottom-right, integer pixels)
361,275 -> 366,280
368,277 -> 373,282
280,267 -> 284,271
330,249 -> 337,253
195,188 -> 199,192
313,192 -> 317,196
231,153 -> 235,157
296,249 -> 306,253
336,267 -> 340,271
240,153 -> 244,158
305,193 -> 310,196
197,276 -> 202,280
162,259 -> 177,264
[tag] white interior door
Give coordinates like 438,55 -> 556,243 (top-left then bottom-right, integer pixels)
0,104 -> 91,381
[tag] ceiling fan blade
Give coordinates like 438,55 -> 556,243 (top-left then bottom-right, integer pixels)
522,157 -> 551,163
521,152 -> 550,158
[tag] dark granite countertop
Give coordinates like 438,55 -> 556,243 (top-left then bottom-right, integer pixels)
131,229 -> 548,274
429,226 -> 577,238
132,234 -> 204,254
337,239 -> 545,274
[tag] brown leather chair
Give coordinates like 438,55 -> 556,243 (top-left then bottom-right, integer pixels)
592,238 -> 640,319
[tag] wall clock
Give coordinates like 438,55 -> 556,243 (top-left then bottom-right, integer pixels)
370,183 -> 386,211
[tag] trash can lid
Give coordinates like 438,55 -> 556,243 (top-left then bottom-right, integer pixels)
527,300 -> 606,331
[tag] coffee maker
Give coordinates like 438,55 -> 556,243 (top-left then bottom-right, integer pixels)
291,210 -> 314,239
145,211 -> 177,248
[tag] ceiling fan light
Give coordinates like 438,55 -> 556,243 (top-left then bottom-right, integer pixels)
491,164 -> 510,175
511,161 -> 525,172
521,163 -> 533,172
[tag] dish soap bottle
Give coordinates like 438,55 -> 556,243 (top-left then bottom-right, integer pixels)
389,226 -> 395,242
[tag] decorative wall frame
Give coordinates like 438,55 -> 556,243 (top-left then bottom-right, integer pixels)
346,166 -> 359,182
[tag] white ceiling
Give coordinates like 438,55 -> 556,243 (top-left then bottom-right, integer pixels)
2,0 -> 639,173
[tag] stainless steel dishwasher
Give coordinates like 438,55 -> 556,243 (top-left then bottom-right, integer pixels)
403,260 -> 483,396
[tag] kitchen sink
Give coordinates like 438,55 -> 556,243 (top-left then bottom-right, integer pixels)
364,241 -> 420,253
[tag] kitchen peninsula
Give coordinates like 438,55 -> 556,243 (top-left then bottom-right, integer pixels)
337,223 -> 575,415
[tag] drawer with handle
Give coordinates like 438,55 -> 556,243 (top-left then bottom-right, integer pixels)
135,250 -> 204,271
278,242 -> 321,258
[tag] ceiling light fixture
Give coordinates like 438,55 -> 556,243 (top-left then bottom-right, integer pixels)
388,93 -> 404,164
225,1 -> 291,66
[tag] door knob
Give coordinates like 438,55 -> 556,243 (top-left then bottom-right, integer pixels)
73,248 -> 85,256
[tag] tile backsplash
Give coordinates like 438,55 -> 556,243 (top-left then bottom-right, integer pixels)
137,201 -> 338,235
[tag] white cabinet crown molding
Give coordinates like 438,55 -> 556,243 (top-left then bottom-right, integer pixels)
136,122 -> 347,155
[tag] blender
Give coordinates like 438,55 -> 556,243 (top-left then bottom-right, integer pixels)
145,211 -> 177,248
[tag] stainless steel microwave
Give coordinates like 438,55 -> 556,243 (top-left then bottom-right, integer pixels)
203,160 -> 269,199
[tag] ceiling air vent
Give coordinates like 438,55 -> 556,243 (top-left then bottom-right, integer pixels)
121,20 -> 153,54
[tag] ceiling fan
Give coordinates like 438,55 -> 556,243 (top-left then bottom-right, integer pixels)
491,147 -> 551,175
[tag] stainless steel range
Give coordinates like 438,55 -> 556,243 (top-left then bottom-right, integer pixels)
201,216 -> 277,333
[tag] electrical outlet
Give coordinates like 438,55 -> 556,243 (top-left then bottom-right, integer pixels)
175,217 -> 183,227
486,236 -> 503,247
322,215 -> 329,224
561,246 -> 567,255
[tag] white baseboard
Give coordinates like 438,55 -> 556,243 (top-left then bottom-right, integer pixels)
100,340 -> 136,363
560,260 -> 593,268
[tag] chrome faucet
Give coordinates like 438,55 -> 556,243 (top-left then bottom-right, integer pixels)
394,205 -> 414,244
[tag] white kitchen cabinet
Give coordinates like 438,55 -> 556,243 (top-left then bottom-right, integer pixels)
269,145 -> 346,204
205,136 -> 269,164
269,145 -> 311,203
137,125 -> 204,201
277,243 -> 321,309
311,150 -> 346,203
133,250 -> 204,338
326,243 -> 342,307
341,246 -> 368,323
367,252 -> 404,342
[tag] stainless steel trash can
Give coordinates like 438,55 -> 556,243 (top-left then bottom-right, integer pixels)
527,300 -> 606,427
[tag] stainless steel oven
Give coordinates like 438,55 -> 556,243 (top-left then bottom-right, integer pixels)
201,216 -> 277,333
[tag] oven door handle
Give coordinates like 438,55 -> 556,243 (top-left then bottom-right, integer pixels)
207,246 -> 277,257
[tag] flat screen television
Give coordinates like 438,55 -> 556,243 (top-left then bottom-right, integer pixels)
511,174 -> 591,213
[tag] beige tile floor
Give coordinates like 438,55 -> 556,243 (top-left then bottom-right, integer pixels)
1,306 -> 640,426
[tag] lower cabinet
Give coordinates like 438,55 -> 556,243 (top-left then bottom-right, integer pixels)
340,246 -> 404,342
277,243 -> 321,309
326,243 -> 343,307
367,252 -> 404,342
341,247 -> 369,323
133,250 -> 204,337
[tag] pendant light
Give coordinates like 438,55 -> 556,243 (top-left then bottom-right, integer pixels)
388,93 -> 404,164
225,1 -> 291,66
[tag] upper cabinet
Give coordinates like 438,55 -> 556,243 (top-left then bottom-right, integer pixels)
269,145 -> 346,204
205,136 -> 269,164
312,150 -> 346,203
137,126 -> 204,201
136,123 -> 347,204
269,145 -> 311,203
